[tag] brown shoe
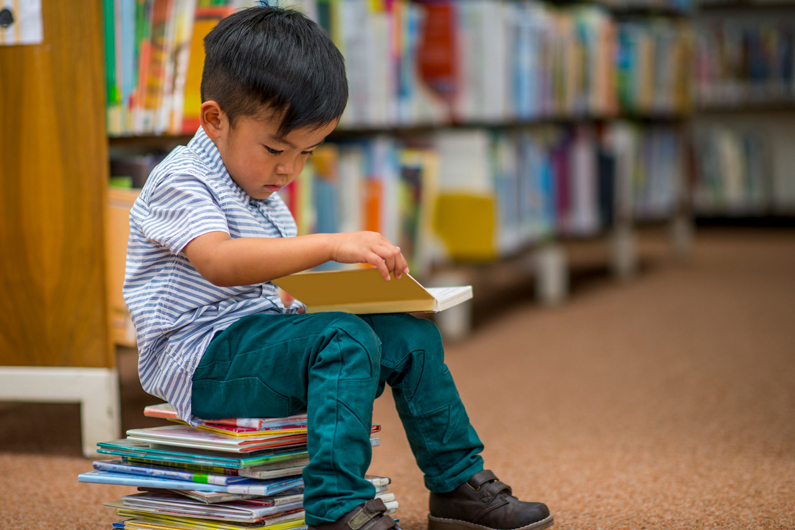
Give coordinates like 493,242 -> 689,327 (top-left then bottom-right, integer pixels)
309,499 -> 397,530
428,470 -> 553,530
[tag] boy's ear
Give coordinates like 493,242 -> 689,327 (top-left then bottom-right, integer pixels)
200,101 -> 225,140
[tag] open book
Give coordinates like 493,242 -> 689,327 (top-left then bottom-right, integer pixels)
272,268 -> 473,315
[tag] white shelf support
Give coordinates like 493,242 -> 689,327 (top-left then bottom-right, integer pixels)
671,212 -> 694,260
430,270 -> 474,343
611,223 -> 638,281
0,366 -> 121,457
533,243 -> 568,306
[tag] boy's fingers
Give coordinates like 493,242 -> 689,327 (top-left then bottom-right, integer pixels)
382,248 -> 397,277
394,247 -> 403,279
396,252 -> 409,276
368,253 -> 391,281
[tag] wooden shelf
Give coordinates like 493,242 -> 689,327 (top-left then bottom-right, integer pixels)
108,113 -> 693,147
695,101 -> 795,114
698,1 -> 795,11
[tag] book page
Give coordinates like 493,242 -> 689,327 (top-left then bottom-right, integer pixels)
426,286 -> 471,302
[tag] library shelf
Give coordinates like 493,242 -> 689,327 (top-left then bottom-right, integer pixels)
698,0 -> 795,10
108,113 -> 693,146
102,0 -> 697,340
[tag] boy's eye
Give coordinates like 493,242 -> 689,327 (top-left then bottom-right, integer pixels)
302,150 -> 315,156
264,145 -> 283,155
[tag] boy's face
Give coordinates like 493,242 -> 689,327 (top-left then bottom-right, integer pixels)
202,104 -> 337,200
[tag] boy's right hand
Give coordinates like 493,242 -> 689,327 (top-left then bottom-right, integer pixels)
331,231 -> 409,281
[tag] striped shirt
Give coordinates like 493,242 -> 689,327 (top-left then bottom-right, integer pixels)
124,127 -> 303,425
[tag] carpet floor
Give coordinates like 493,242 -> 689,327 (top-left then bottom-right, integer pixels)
1,228 -> 793,529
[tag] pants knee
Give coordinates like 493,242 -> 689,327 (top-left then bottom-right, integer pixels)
326,313 -> 381,381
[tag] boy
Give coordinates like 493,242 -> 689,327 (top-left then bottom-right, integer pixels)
124,5 -> 552,530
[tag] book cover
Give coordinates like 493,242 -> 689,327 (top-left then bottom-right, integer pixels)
97,438 -> 310,469
93,458 -> 251,485
143,403 -> 308,431
272,268 -> 472,315
118,491 -> 305,522
109,500 -> 306,525
181,6 -> 233,133
126,425 -> 309,453
80,470 -> 304,495
140,0 -> 174,133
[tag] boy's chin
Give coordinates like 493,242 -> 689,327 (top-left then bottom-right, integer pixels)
249,189 -> 277,200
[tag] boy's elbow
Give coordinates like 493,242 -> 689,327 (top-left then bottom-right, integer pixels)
198,264 -> 234,287
190,257 -> 231,287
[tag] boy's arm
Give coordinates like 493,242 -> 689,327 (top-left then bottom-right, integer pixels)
183,230 -> 409,287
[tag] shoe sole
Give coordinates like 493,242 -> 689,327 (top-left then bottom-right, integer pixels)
427,514 -> 554,530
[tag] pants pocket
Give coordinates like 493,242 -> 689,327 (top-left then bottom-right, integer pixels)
192,377 -> 292,420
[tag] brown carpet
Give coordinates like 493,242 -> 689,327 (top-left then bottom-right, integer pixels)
1,229 -> 794,529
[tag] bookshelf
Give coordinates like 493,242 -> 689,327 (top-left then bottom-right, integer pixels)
103,0 -> 696,339
0,0 -> 121,456
692,0 -> 795,217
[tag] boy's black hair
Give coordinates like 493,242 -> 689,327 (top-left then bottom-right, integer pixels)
201,5 -> 348,136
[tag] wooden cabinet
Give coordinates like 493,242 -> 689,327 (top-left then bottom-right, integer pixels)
0,0 -> 120,456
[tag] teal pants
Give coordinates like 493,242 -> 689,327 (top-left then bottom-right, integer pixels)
191,312 -> 484,525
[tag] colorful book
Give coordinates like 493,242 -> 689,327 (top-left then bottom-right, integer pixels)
79,470 -> 304,496
126,425 -> 308,453
93,459 -> 252,485
144,403 -> 308,431
158,489 -> 303,505
97,438 -> 310,469
180,6 -> 233,133
115,491 -> 304,523
110,509 -> 306,530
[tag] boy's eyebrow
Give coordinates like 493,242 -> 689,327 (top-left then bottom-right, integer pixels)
269,135 -> 325,151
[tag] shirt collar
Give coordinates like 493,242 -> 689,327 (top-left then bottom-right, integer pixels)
188,126 -> 259,206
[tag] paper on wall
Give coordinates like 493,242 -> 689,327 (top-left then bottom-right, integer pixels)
0,0 -> 43,46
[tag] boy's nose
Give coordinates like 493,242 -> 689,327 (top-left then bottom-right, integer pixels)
275,163 -> 292,176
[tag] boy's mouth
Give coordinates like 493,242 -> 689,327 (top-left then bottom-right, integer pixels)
264,185 -> 282,193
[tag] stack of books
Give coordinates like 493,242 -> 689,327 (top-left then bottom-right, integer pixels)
79,403 -> 398,530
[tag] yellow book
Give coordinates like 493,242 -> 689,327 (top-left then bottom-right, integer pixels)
272,269 -> 472,315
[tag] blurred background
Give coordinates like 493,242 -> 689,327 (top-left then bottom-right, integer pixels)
0,0 -> 793,529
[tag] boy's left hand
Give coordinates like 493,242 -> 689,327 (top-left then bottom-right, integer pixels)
330,231 -> 409,281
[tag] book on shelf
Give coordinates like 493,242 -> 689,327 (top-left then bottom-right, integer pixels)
695,16 -> 795,107
272,268 -> 473,315
103,1 -> 693,134
692,126 -> 770,214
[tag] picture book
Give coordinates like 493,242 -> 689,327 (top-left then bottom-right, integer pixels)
237,459 -> 309,480
123,456 -> 241,476
152,489 -> 259,504
125,425 -> 308,453
80,470 -> 303,496
97,439 -> 310,469
144,403 -> 308,431
114,491 -> 304,523
110,508 -> 306,530
93,459 -> 251,486
125,425 -> 381,453
112,521 -> 308,530
272,268 -> 473,314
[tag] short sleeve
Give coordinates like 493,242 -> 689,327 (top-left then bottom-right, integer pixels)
136,174 -> 229,254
